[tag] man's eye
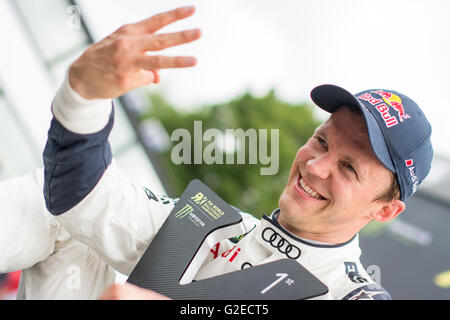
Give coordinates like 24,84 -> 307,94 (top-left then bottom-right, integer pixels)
345,162 -> 356,174
316,136 -> 327,149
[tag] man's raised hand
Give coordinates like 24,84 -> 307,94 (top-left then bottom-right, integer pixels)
68,6 -> 201,100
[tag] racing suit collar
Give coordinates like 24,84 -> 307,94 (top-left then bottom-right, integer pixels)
267,209 -> 357,249
254,209 -> 362,268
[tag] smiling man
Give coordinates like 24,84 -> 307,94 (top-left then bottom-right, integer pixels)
41,6 -> 433,300
279,105 -> 405,245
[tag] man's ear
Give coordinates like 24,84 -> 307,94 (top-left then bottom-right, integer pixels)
372,199 -> 406,222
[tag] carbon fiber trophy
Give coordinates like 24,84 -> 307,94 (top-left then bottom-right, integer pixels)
127,179 -> 328,299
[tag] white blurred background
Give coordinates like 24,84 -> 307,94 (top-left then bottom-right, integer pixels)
79,0 -> 450,157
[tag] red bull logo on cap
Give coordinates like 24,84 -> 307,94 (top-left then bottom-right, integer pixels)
371,90 -> 411,122
357,90 -> 411,128
358,93 -> 398,128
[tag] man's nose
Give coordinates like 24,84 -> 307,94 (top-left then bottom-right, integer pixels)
305,153 -> 332,180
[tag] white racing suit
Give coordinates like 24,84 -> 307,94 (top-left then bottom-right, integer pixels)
3,74 -> 391,299
0,170 -> 115,299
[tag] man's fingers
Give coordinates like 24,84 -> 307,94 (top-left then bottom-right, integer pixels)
133,6 -> 196,34
152,69 -> 161,84
137,29 -> 201,52
127,70 -> 157,88
136,55 -> 197,70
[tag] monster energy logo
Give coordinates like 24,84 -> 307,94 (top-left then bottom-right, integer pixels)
175,204 -> 194,219
174,204 -> 205,227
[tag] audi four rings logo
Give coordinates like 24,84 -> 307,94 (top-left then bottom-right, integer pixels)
262,228 -> 301,259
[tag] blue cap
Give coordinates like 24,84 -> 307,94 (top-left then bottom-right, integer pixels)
310,84 -> 433,201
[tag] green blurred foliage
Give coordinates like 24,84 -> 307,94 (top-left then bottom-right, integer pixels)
139,90 -> 322,218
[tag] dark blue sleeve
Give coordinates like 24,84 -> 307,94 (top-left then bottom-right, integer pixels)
341,283 -> 392,300
43,107 -> 114,215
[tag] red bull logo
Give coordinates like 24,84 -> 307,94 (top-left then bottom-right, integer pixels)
358,93 -> 398,128
372,90 -> 410,122
357,90 -> 412,128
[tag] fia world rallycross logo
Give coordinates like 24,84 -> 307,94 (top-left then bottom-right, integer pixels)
174,192 -> 224,227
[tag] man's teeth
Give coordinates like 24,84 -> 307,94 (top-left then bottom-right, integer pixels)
299,178 -> 323,199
